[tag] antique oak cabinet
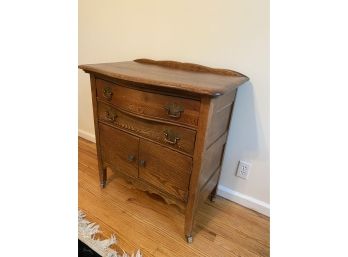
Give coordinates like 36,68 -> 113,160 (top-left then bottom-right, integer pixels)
79,59 -> 249,243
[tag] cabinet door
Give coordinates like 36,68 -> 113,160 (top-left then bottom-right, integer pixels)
99,123 -> 139,178
139,140 -> 192,201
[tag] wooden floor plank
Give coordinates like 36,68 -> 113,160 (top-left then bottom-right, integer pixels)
78,137 -> 270,257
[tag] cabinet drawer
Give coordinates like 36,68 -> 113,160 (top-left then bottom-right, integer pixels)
96,78 -> 200,127
139,139 -> 192,201
99,123 -> 139,178
98,102 -> 196,155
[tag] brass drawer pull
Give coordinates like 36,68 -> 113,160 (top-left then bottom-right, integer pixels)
103,87 -> 113,100
139,160 -> 146,167
164,103 -> 184,118
105,109 -> 117,122
127,154 -> 135,162
163,129 -> 180,145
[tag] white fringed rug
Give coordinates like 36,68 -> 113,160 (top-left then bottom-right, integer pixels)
78,210 -> 142,257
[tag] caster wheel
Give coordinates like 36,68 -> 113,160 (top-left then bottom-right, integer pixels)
100,182 -> 106,188
186,235 -> 193,243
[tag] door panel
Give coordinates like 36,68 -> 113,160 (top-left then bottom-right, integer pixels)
99,123 -> 139,178
139,140 -> 192,201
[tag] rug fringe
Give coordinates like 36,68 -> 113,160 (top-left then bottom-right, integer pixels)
78,210 -> 142,257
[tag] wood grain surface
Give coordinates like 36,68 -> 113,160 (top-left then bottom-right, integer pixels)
79,59 -> 249,96
97,102 -> 197,155
96,78 -> 200,127
134,59 -> 246,77
139,139 -> 192,201
199,133 -> 227,189
99,123 -> 139,178
79,137 -> 270,257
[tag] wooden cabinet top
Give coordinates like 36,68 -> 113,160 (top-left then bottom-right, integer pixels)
79,59 -> 249,96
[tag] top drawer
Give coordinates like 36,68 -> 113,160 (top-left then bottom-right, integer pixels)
96,79 -> 200,127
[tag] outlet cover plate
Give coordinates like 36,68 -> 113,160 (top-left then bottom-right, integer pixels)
236,160 -> 252,179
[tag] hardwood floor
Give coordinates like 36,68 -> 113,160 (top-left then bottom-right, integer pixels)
78,137 -> 270,257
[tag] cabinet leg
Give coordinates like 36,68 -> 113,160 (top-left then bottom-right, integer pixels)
184,211 -> 195,244
99,167 -> 107,188
209,185 -> 218,202
185,234 -> 193,243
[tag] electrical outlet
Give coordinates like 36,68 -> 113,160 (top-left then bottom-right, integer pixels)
236,160 -> 251,179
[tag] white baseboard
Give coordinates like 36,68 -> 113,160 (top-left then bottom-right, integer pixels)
217,185 -> 270,217
78,129 -> 96,143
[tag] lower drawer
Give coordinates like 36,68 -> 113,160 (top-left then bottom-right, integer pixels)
139,139 -> 192,201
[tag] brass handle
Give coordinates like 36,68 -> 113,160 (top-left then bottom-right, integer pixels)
164,103 -> 184,118
127,155 -> 135,162
163,129 -> 180,145
105,109 -> 117,122
139,160 -> 146,167
103,87 -> 113,100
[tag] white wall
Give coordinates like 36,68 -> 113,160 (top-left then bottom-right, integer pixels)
79,0 -> 269,215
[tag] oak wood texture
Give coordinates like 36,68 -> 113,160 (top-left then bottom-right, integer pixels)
79,59 -> 249,242
139,139 -> 192,201
134,58 -> 247,77
99,123 -> 139,178
97,101 -> 196,155
79,59 -> 249,96
206,89 -> 237,147
184,96 -> 214,238
199,133 -> 227,189
79,137 -> 270,257
89,74 -> 107,187
96,78 -> 200,127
